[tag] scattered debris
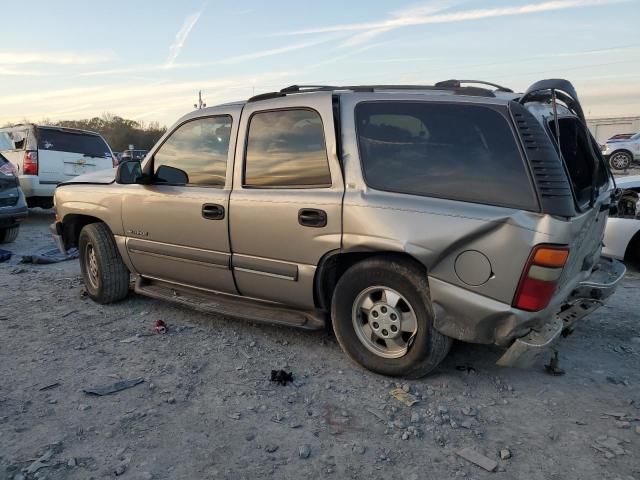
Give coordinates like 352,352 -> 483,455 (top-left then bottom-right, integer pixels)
390,388 -> 419,407
456,365 -> 476,373
500,448 -> 512,460
0,248 -> 12,262
78,404 -> 91,411
38,382 -> 60,391
265,444 -> 279,453
83,378 -> 144,396
299,444 -> 311,459
592,436 -> 626,456
456,447 -> 498,472
271,369 -> 293,386
606,376 -> 630,386
544,351 -> 565,376
154,319 -> 167,334
20,246 -> 79,264
26,449 -> 54,475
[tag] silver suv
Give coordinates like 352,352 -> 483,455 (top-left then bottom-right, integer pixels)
601,132 -> 640,170
51,79 -> 625,377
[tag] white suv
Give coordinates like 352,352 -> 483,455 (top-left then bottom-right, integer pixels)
0,124 -> 116,208
601,132 -> 640,170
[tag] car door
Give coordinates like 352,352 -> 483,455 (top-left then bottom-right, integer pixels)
229,94 -> 343,309
121,108 -> 239,294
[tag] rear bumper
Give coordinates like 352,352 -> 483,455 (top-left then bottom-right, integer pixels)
18,175 -> 56,198
497,256 -> 625,367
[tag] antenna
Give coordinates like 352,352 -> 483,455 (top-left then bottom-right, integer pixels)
193,90 -> 206,109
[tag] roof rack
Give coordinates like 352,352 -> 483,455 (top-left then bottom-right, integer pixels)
247,80 -> 511,103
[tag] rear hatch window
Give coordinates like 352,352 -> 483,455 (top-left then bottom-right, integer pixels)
355,101 -> 538,211
37,128 -> 110,158
548,117 -> 609,209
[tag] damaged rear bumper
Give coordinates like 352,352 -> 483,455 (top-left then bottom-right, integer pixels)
497,256 -> 626,368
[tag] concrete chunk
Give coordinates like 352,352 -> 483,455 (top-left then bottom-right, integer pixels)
456,447 -> 498,472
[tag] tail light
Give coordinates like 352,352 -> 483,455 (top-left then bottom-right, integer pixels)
512,245 -> 569,312
23,150 -> 38,175
112,154 -> 119,168
0,161 -> 17,176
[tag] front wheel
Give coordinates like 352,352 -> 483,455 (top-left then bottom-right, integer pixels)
609,151 -> 632,170
331,257 -> 451,378
79,223 -> 130,304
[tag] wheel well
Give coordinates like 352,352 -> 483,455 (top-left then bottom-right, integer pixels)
624,230 -> 640,268
61,214 -> 103,249
611,149 -> 633,158
314,251 -> 427,312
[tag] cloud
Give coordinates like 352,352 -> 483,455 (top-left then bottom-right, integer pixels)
0,51 -> 114,65
0,70 -> 299,125
277,0 -> 627,37
165,7 -> 205,67
82,34 -> 341,76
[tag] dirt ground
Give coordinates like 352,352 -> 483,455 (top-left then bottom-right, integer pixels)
1,208 -> 639,480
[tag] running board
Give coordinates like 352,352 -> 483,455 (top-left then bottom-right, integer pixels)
134,277 -> 326,330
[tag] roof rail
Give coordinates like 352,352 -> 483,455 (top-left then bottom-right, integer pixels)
435,79 -> 513,93
248,83 -> 500,103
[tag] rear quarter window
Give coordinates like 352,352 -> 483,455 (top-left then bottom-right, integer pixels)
355,102 -> 538,211
37,128 -> 110,157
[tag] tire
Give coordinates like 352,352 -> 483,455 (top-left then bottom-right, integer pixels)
0,225 -> 19,244
78,222 -> 130,304
609,151 -> 632,170
331,256 -> 452,378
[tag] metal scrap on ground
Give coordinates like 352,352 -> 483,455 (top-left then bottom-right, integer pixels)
389,388 -> 419,406
83,378 -> 144,396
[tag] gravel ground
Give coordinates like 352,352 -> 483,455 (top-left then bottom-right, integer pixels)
0,209 -> 639,480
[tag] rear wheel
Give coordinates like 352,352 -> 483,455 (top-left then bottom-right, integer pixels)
0,225 -> 19,244
609,151 -> 632,170
79,223 -> 130,304
331,257 -> 452,378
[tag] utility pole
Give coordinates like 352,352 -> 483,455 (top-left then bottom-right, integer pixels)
194,90 -> 206,109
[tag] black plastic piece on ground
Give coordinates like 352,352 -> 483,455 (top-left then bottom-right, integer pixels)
270,369 -> 293,386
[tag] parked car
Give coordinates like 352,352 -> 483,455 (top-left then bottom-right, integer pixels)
0,124 -> 117,209
601,132 -> 640,170
121,149 -> 148,162
51,79 -> 625,377
0,153 -> 28,243
603,175 -> 640,265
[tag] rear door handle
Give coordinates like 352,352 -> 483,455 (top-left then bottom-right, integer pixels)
298,208 -> 327,228
202,203 -> 225,220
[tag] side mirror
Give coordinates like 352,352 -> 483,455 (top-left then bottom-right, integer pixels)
115,160 -> 142,184
156,165 -> 189,185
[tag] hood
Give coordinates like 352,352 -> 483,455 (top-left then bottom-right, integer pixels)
59,167 -> 116,186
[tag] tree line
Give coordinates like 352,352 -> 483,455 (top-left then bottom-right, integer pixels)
3,113 -> 166,152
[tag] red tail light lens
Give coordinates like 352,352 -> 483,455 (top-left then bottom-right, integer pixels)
23,150 -> 38,175
512,245 -> 569,312
112,154 -> 119,168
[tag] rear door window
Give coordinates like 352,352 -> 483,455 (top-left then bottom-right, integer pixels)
37,128 -> 110,157
244,109 -> 331,188
356,102 -> 538,210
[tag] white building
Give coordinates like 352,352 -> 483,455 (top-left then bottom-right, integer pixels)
587,116 -> 640,143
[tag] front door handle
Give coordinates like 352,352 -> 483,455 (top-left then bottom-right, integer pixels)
298,208 -> 327,228
202,203 -> 225,220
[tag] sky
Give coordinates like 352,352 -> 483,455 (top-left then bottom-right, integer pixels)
0,0 -> 639,127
